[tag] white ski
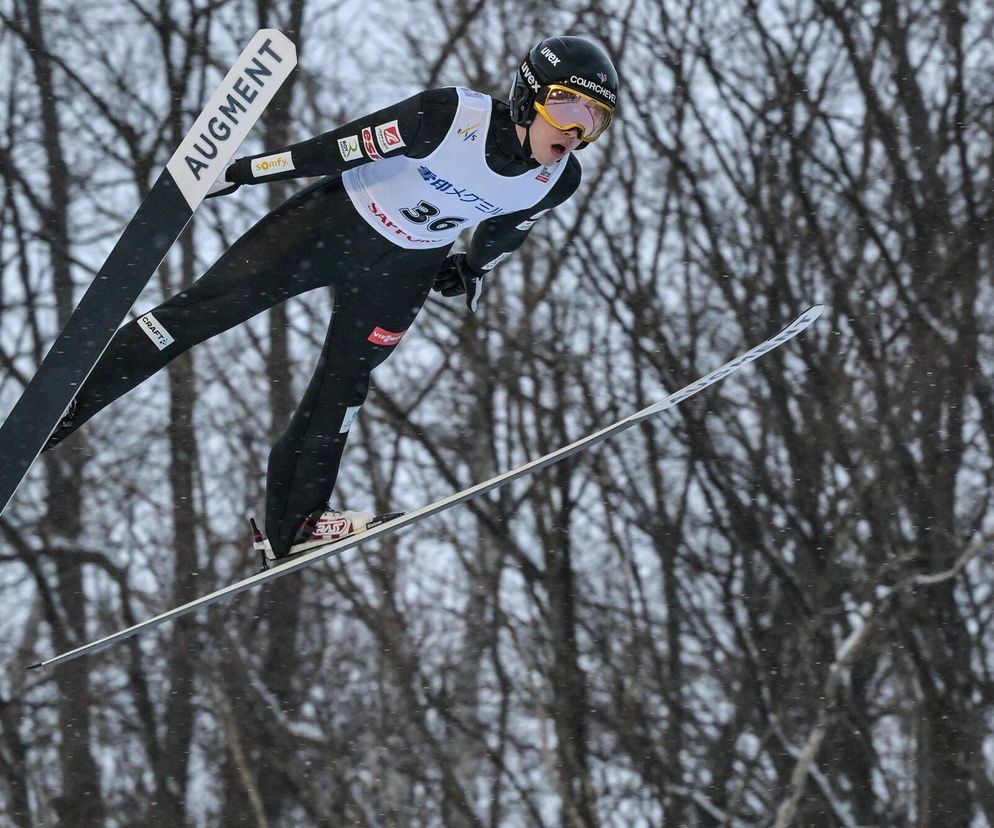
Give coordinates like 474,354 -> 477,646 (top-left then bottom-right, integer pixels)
29,305 -> 823,669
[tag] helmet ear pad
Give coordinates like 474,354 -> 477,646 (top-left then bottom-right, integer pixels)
508,57 -> 542,127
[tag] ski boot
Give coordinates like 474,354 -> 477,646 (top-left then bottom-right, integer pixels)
251,508 -> 403,570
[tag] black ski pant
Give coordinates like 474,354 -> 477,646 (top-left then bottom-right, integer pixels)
52,177 -> 450,554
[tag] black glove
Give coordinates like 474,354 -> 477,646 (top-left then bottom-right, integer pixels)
432,254 -> 485,313
204,164 -> 241,199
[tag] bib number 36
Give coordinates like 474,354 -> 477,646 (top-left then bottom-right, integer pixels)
401,200 -> 467,233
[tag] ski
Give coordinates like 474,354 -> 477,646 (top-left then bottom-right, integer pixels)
29,304 -> 823,669
0,29 -> 297,517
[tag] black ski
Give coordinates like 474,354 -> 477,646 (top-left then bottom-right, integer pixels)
0,29 -> 297,516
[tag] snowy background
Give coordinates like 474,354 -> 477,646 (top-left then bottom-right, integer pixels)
1,0 -> 994,826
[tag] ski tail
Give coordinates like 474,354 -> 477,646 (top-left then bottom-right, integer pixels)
0,30 -> 297,518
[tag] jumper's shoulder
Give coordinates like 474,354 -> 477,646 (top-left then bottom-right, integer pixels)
390,88 -> 460,159
418,86 -> 461,111
563,154 -> 582,188
550,155 -> 582,203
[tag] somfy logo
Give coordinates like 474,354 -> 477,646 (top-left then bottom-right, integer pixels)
251,152 -> 293,176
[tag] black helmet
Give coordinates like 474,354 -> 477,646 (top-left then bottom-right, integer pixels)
509,36 -> 619,131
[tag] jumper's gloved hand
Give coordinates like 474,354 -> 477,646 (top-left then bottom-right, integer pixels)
205,164 -> 241,199
432,254 -> 485,313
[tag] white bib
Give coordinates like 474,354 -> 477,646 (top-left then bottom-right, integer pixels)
342,87 -> 567,250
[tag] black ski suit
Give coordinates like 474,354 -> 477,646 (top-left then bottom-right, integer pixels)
50,87 -> 581,554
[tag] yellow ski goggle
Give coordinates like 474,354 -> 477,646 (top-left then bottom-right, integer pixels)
533,85 -> 614,142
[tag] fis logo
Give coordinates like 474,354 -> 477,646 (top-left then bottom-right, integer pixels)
535,166 -> 552,183
458,123 -> 480,142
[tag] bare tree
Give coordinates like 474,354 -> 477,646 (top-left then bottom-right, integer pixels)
3,0 -> 994,826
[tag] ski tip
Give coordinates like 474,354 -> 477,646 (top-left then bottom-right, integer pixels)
789,304 -> 825,332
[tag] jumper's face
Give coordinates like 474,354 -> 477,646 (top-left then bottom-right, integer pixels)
520,116 -> 583,166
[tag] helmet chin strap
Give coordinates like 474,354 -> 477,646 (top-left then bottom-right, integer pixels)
521,120 -> 534,161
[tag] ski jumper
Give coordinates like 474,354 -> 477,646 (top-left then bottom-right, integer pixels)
48,87 -> 581,554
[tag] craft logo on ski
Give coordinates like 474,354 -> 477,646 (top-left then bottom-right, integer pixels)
137,312 -> 175,351
367,326 -> 406,346
362,127 -> 383,161
251,151 -> 294,176
179,37 -> 289,182
457,123 -> 480,142
374,120 -> 405,154
338,135 -> 363,162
